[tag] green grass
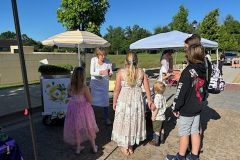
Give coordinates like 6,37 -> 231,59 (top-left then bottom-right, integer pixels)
0,53 -> 218,87
108,52 -> 218,69
108,52 -> 185,69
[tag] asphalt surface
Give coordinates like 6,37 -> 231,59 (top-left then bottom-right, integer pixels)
0,65 -> 239,160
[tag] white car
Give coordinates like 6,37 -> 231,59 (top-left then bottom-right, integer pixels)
224,52 -> 238,64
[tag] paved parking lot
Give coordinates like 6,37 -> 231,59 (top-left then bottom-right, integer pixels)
0,66 -> 239,160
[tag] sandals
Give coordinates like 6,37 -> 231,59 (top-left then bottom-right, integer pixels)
128,146 -> 134,154
120,147 -> 129,156
92,145 -> 98,154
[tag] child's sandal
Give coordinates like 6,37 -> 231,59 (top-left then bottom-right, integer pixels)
120,147 -> 129,156
75,146 -> 85,154
92,145 -> 98,154
128,147 -> 134,154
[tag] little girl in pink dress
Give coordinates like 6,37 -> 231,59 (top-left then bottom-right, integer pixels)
63,67 -> 99,154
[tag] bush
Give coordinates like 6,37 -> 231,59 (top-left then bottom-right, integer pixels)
38,64 -> 73,75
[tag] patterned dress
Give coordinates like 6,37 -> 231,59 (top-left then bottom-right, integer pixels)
63,94 -> 99,146
111,69 -> 146,147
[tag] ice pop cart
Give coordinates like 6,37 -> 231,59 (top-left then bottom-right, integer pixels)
39,64 -> 72,126
41,74 -> 71,125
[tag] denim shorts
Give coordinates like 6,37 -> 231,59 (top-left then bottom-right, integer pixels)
177,115 -> 200,136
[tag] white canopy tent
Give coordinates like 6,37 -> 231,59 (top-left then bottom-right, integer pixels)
130,30 -> 219,66
130,30 -> 218,49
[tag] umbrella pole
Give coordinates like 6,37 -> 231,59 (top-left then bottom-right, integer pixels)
78,44 -> 81,66
11,0 -> 38,160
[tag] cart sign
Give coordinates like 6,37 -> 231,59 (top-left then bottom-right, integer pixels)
42,77 -> 70,115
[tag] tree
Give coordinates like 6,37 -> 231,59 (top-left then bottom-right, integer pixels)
170,5 -> 189,32
224,15 -> 240,35
223,15 -> 240,50
22,34 -> 38,46
0,31 -> 16,39
104,26 -> 126,54
154,26 -> 170,34
104,25 -> 151,54
218,26 -> 238,51
125,25 -> 151,45
199,9 -> 220,42
57,0 -> 109,35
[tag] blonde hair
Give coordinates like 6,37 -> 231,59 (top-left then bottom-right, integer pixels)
95,47 -> 107,57
185,44 -> 204,64
153,81 -> 166,94
125,52 -> 138,87
69,67 -> 85,95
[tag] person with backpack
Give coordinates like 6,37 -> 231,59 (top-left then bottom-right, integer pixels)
185,34 -> 212,154
166,44 -> 207,160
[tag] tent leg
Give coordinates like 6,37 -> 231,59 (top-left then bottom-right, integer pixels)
216,48 -> 219,68
78,44 -> 81,67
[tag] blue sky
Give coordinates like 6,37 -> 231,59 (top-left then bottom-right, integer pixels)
1,0 -> 240,41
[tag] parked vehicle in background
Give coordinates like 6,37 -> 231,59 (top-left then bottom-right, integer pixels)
224,51 -> 239,65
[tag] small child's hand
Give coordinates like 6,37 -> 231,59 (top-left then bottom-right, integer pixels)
151,115 -> 156,121
113,102 -> 117,111
173,111 -> 180,118
150,103 -> 156,111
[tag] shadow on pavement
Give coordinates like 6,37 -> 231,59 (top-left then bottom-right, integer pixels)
200,102 -> 221,153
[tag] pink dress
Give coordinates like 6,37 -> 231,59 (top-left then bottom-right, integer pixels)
63,94 -> 99,146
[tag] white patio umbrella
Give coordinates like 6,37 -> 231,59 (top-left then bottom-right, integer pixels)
42,30 -> 110,66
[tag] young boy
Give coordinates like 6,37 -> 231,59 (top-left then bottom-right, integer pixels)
149,81 -> 167,146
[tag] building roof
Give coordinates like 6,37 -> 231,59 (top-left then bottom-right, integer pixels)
0,39 -> 18,48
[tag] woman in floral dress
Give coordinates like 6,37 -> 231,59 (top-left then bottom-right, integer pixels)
111,52 -> 155,156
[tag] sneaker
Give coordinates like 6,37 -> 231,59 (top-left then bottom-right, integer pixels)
160,133 -> 165,144
186,153 -> 199,160
105,119 -> 112,125
166,154 -> 185,160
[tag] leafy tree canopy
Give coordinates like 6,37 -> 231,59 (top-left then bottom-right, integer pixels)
199,9 -> 220,42
104,26 -> 127,54
57,0 -> 109,35
125,25 -> 151,44
104,25 -> 151,54
154,26 -> 170,34
0,31 -> 16,40
218,26 -> 238,51
224,15 -> 240,35
170,5 -> 189,32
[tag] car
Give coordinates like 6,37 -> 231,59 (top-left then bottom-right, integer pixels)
224,51 -> 239,64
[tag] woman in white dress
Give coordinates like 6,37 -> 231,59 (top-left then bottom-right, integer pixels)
90,47 -> 113,125
111,52 -> 155,156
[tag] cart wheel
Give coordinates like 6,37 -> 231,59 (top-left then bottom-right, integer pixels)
43,116 -> 52,126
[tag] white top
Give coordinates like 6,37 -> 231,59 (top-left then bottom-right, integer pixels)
158,65 -> 168,83
152,94 -> 167,121
90,57 -> 112,79
205,54 -> 212,63
161,58 -> 169,72
89,57 -> 112,107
